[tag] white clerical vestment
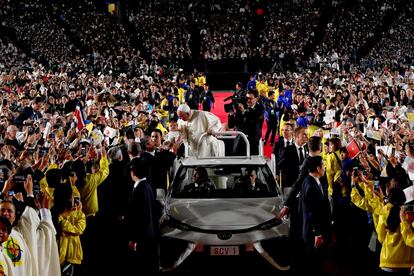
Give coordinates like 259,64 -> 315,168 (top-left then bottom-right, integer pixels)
0,246 -> 13,276
178,110 -> 224,157
2,229 -> 34,276
15,207 -> 61,276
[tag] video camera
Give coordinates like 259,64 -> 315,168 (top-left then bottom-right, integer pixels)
224,94 -> 246,113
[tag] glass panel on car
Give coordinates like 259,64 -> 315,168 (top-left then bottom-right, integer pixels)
171,165 -> 278,198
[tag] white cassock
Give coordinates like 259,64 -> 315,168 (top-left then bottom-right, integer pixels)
14,207 -> 61,276
0,245 -> 14,276
2,229 -> 34,276
178,110 -> 224,157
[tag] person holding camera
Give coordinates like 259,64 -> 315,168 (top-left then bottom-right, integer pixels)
236,90 -> 264,155
374,186 -> 414,274
15,97 -> 44,126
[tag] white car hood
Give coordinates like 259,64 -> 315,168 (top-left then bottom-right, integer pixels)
165,197 -> 283,230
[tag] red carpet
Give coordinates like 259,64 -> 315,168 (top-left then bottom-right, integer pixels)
212,92 -> 273,158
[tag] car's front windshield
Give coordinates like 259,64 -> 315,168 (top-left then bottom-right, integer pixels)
171,164 -> 279,198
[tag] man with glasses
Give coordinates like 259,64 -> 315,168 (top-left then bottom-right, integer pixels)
237,90 -> 264,155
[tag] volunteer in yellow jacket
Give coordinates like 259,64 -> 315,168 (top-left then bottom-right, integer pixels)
376,188 -> 414,273
74,144 -> 109,218
400,208 -> 414,248
70,142 -> 109,274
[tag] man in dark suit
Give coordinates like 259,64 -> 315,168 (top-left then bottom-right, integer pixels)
234,168 -> 269,196
299,156 -> 331,273
126,160 -> 159,274
272,123 -> 294,173
263,91 -> 279,146
278,136 -> 323,218
277,126 -> 309,189
185,80 -> 200,110
237,90 -> 264,155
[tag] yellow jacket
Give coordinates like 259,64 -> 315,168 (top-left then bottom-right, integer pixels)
256,81 -> 269,97
326,150 -> 342,196
401,221 -> 414,248
80,157 -> 109,217
157,98 -> 169,120
178,87 -> 185,104
59,210 -> 86,265
198,76 -> 206,87
376,203 -> 414,269
350,182 -> 382,227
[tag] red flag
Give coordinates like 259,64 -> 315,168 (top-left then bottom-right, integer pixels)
74,105 -> 87,132
346,140 -> 361,159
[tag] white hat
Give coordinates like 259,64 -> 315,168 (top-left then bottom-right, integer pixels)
177,104 -> 191,114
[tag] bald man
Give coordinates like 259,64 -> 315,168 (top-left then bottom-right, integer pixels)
177,104 -> 224,157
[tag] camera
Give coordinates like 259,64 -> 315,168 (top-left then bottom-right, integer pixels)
40,147 -> 49,156
374,180 -> 380,191
353,167 -> 358,178
13,175 -> 26,193
28,126 -> 34,135
33,183 -> 41,196
74,197 -> 81,206
402,205 -> 414,212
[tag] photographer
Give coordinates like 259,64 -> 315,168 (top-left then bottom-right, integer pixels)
225,82 -> 246,130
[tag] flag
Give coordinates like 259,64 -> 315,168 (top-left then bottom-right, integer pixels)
85,122 -> 94,133
104,126 -> 117,139
91,129 -> 104,145
407,112 -> 414,123
74,105 -> 89,132
346,140 -> 361,159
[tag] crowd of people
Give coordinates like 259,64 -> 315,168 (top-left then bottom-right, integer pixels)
0,0 -> 413,275
0,51 -> 413,274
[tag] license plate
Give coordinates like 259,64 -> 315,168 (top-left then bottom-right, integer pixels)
210,246 -> 239,256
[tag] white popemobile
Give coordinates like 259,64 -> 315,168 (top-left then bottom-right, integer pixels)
157,132 -> 291,272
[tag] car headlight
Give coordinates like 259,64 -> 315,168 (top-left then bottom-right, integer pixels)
255,217 -> 283,230
162,214 -> 191,230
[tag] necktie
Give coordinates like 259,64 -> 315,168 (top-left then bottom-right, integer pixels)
299,147 -> 304,164
318,183 -> 324,196
286,141 -> 290,147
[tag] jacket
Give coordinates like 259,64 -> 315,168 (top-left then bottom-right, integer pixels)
58,210 -> 87,265
80,157 -> 110,217
376,203 -> 414,269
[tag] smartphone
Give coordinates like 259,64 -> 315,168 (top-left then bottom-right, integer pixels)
81,147 -> 86,156
33,184 -> 40,196
391,148 -> 396,156
74,197 -> 81,206
374,180 -> 380,191
353,167 -> 358,177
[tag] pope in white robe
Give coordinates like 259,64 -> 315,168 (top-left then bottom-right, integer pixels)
177,104 -> 224,157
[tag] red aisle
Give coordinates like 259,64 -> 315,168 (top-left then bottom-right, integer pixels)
212,92 -> 273,158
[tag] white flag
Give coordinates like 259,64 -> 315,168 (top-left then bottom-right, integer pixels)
104,127 -> 117,139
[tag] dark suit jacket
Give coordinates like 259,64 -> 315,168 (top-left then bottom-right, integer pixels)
126,179 -> 159,247
15,106 -> 43,125
299,175 -> 331,248
272,137 -> 292,172
284,155 -> 328,209
277,144 -> 308,188
239,103 -> 264,155
234,178 -> 269,196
